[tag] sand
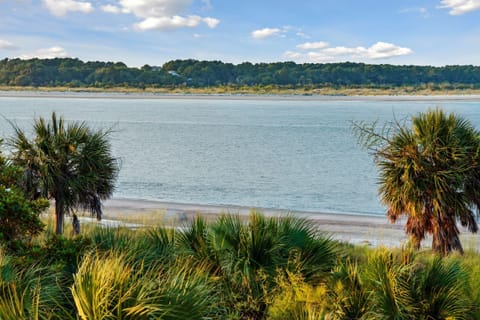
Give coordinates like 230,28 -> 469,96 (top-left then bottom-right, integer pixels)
98,198 -> 409,247
2,90 -> 480,102
93,198 -> 480,250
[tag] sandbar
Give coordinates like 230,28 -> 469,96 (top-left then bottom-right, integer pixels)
2,90 -> 480,102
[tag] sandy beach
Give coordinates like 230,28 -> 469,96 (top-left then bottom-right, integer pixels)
97,198 -> 408,247
94,198 -> 480,250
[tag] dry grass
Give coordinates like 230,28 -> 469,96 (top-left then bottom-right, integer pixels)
2,85 -> 480,96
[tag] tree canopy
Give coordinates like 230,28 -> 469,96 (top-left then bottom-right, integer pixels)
9,112 -> 119,234
1,58 -> 480,89
355,109 -> 480,255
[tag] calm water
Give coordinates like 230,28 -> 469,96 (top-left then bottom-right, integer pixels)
1,93 -> 480,216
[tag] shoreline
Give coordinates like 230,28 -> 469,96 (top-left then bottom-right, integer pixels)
2,90 -> 480,102
101,198 -> 408,247
97,198 -> 480,249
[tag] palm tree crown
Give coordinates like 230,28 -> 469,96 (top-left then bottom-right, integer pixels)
356,108 -> 480,255
10,112 -> 119,234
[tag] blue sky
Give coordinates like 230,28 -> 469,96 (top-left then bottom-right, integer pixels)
1,0 -> 480,67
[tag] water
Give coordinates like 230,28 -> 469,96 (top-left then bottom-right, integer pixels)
1,93 -> 480,216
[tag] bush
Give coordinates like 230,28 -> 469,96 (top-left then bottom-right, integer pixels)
0,153 -> 49,250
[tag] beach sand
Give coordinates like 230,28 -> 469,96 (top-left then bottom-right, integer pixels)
96,198 -> 410,247
91,198 -> 480,250
2,90 -> 480,102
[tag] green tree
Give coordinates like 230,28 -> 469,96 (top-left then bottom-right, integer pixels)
0,144 -> 48,247
10,112 -> 119,235
355,109 -> 480,255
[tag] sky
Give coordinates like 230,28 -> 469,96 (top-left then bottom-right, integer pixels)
1,0 -> 480,67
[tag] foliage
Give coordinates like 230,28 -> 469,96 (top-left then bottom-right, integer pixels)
354,108 -> 480,255
176,212 -> 339,319
0,248 -> 71,320
267,270 -> 328,320
41,235 -> 92,274
0,147 -> 49,249
0,211 -> 477,319
365,248 -> 473,319
71,253 -> 219,320
9,112 -> 119,234
328,259 -> 372,319
2,57 -> 480,89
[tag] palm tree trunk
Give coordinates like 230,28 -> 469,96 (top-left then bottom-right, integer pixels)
55,198 -> 64,235
431,213 -> 464,255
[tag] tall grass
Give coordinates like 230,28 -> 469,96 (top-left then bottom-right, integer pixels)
267,270 -> 328,320
0,248 -> 70,319
71,253 -> 219,320
364,247 -> 474,319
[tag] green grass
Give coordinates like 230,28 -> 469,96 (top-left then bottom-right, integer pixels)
2,212 -> 480,319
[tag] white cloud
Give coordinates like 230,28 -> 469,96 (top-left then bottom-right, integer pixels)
0,39 -> 17,50
251,28 -> 281,39
203,17 -> 220,28
439,0 -> 480,14
296,41 -> 329,50
363,42 -> 413,59
101,4 -> 123,14
43,0 -> 93,16
105,0 -> 219,31
135,15 -> 218,31
119,0 -> 192,17
323,46 -> 358,56
284,41 -> 413,63
19,46 -> 68,59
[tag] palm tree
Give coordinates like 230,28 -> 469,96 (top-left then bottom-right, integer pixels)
355,109 -> 480,255
10,112 -> 119,235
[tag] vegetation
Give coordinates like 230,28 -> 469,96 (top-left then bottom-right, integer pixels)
1,57 -> 480,91
9,112 -> 119,234
0,213 -> 477,319
355,109 -> 480,255
0,144 -> 49,249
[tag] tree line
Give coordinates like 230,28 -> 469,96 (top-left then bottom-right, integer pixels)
1,57 -> 480,88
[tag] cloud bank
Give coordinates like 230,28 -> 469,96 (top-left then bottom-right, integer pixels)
43,0 -> 93,16
103,0 -> 220,30
19,46 -> 68,59
439,0 -> 480,15
285,41 -> 413,62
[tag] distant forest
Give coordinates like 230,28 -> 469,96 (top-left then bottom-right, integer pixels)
1,57 -> 480,89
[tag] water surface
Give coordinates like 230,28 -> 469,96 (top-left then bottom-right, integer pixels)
1,94 -> 479,215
